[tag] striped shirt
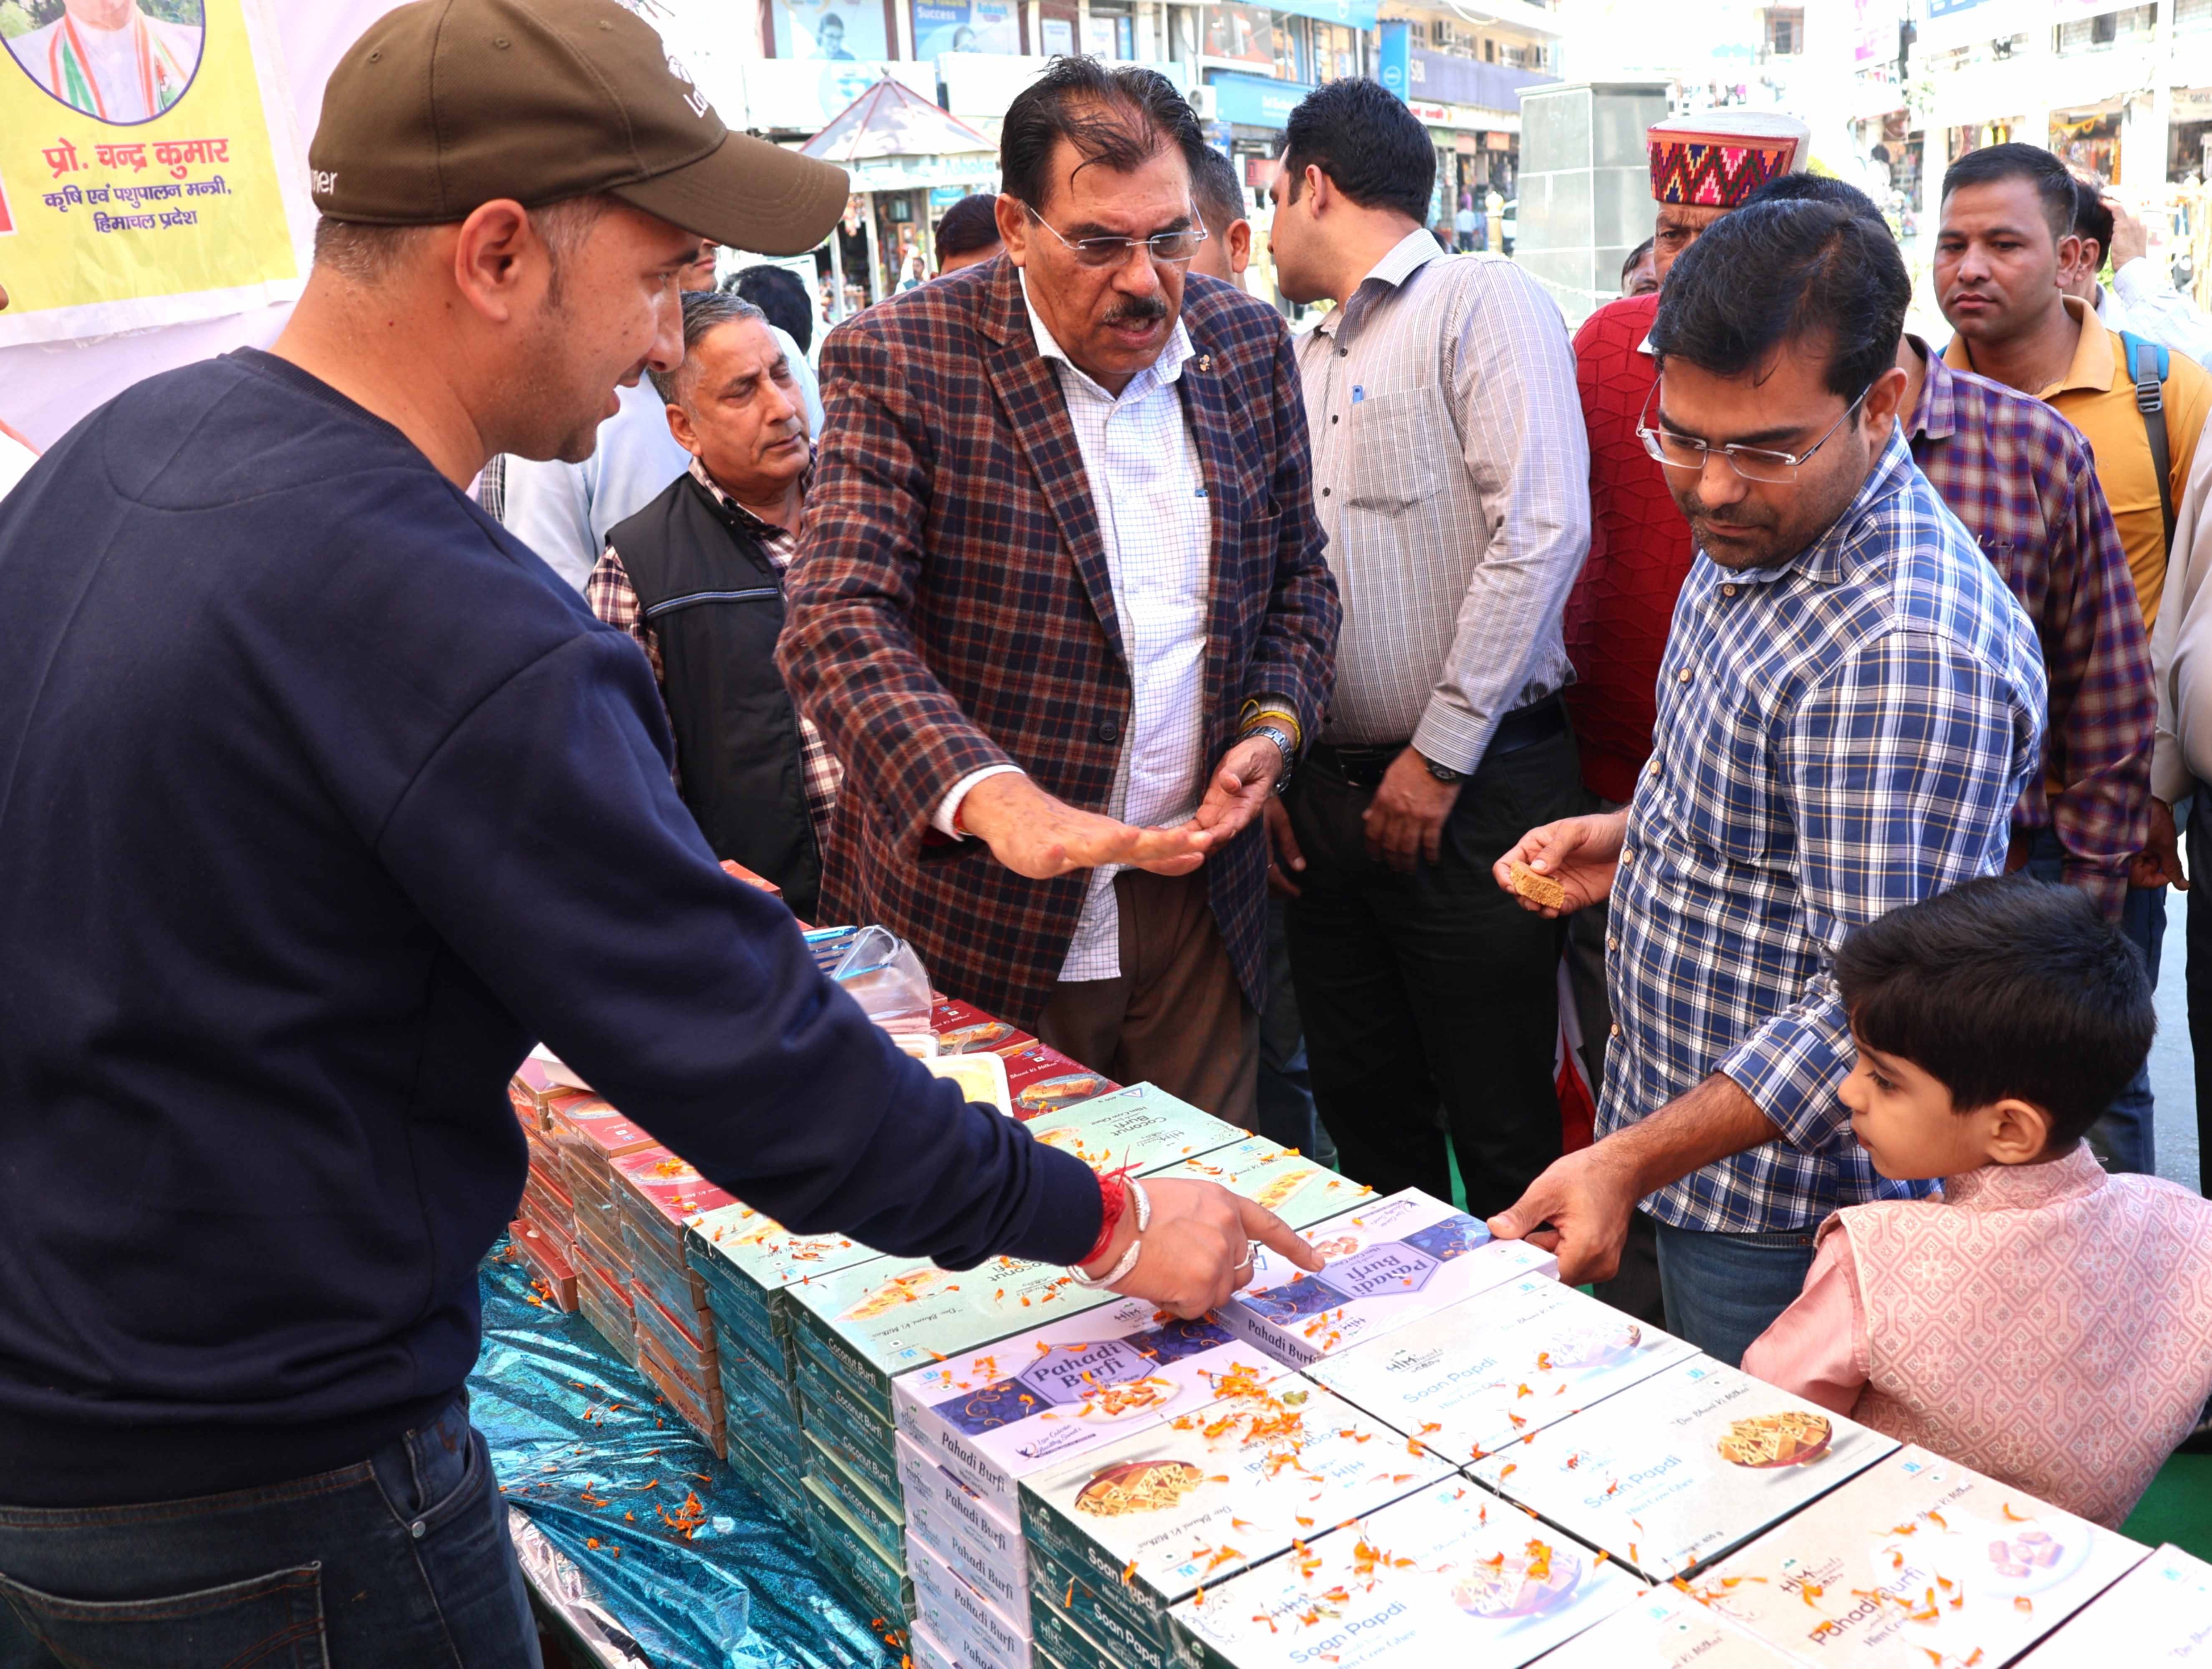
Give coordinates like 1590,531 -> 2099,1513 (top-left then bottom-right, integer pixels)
1603,430 -> 2047,1233
586,459 -> 843,849
1298,230 -> 1590,768
1906,338 -> 2153,920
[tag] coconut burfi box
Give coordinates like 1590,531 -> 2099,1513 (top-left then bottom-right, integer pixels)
788,1254 -> 1124,1424
1697,1445 -> 2145,1668
1308,1273 -> 1697,1465
1532,1588 -> 1803,1668
1150,1137 -> 1375,1231
1170,1474 -> 1641,1669
682,1199 -> 886,1352
2018,1542 -> 2212,1664
1019,1082 -> 1247,1177
892,1293 -> 1290,1524
1214,1189 -> 1559,1370
1468,1355 -> 1894,1582
1019,1377 -> 1451,1656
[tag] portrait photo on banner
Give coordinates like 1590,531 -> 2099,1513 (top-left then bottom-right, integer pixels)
2,0 -> 205,126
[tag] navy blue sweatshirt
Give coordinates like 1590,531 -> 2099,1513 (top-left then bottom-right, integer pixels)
0,351 -> 1101,1507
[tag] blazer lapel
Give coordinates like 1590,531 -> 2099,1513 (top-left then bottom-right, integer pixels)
1178,326 -> 1238,726
979,262 -> 1126,664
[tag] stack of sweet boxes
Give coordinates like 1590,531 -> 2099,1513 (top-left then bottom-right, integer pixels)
507,1057 -> 586,1310
1034,1192 -> 2163,1669
614,1147 -> 739,1456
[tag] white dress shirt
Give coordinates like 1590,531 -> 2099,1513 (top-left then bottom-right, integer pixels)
2096,260 -> 2212,371
937,276 -> 1213,983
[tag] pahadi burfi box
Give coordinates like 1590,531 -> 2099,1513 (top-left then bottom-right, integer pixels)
892,1295 -> 1288,1523
1698,1445 -> 2146,1668
1019,1377 -> 1451,1656
907,1534 -> 1030,1669
1169,1475 -> 1642,1669
1308,1272 -> 1697,1465
1532,1588 -> 1802,1668
1019,1082 -> 1246,1177
1150,1137 -> 1375,1231
897,1432 -> 1028,1620
2018,1541 -> 2212,1664
1468,1355 -> 1894,1581
1214,1189 -> 1558,1369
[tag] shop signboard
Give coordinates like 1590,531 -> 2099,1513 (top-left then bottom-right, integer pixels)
1377,18 -> 1410,101
744,56 -> 936,134
912,0 -> 1020,57
1200,4 -> 1275,69
1266,0 -> 1380,30
1205,69 -> 1315,131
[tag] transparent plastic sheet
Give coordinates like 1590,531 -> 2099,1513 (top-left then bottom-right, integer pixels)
469,1246 -> 900,1669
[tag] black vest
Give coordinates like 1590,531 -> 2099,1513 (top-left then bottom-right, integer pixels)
606,472 -> 822,919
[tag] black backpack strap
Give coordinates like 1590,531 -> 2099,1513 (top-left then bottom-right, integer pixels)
2125,330 -> 2176,558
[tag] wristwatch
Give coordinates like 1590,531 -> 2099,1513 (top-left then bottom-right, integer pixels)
1245,722 -> 1298,795
1418,750 -> 1465,785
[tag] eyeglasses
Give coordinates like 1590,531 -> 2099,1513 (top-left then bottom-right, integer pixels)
1022,201 -> 1209,269
1636,379 -> 1873,484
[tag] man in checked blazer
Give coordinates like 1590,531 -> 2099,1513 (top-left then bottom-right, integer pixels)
781,60 -> 1339,1125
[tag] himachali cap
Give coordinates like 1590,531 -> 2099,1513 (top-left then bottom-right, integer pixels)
309,0 -> 849,257
1647,110 -> 1813,208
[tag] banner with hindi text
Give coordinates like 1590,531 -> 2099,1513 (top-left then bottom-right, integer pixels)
0,0 -> 310,348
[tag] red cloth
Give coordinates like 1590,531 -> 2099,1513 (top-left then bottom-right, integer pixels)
1560,294 -> 1694,804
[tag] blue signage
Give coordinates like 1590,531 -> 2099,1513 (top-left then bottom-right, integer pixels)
1267,0 -> 1380,30
1377,20 -> 1410,101
1205,70 -> 1318,131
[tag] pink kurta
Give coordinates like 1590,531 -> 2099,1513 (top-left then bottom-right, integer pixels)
1744,1144 -> 2212,1528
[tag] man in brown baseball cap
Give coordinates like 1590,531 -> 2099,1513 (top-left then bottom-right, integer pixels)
0,4 -> 1316,1664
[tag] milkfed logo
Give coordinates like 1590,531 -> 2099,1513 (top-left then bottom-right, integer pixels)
665,53 -> 709,118
311,169 -> 338,197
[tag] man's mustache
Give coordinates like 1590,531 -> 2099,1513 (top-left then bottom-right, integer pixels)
1103,296 -> 1169,327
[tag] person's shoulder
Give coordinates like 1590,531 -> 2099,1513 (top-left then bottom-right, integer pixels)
1573,292 -> 1660,354
1934,359 -> 2098,471
1181,273 -> 1289,349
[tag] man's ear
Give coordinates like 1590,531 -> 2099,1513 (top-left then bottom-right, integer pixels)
994,193 -> 1030,269
664,397 -> 702,459
449,199 -> 540,326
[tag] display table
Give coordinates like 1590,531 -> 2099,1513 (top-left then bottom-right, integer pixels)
469,1244 -> 900,1669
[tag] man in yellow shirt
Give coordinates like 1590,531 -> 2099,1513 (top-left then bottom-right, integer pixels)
1937,140 -> 2201,1177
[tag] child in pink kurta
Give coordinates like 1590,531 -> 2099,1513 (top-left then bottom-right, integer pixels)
1743,877 -> 2212,1528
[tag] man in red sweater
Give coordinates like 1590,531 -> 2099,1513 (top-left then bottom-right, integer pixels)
1559,110 -> 1809,1324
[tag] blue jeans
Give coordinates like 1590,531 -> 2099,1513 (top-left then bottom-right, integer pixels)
0,1397 -> 538,1669
2020,829 -> 2160,1175
1651,1220 -> 1820,1369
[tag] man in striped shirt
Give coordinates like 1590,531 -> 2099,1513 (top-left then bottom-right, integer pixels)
1490,200 -> 2047,1367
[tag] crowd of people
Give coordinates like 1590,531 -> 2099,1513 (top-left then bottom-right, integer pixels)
4,0 -> 2212,1661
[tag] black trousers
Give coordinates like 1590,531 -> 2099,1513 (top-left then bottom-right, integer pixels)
1283,723 -> 1583,1220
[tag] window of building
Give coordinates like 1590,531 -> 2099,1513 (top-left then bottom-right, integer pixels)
1313,22 -> 1359,81
1272,12 -> 1308,81
2056,3 -> 2156,50
1084,0 -> 1134,60
2183,0 -> 2212,33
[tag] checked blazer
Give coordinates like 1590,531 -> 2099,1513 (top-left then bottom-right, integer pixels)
779,255 -> 1339,1029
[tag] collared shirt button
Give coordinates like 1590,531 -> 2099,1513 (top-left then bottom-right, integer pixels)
1609,1023 -> 1622,1039
1620,848 -> 1633,867
1722,582 -> 1739,597
1322,487 -> 1331,497
1648,757 -> 1662,777
1331,413 -> 1339,423
1677,667 -> 1692,683
1096,720 -> 1121,743
1338,346 -> 1349,358
1607,934 -> 1619,952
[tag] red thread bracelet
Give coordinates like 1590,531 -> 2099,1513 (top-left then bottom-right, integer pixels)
1077,1170 -> 1128,1270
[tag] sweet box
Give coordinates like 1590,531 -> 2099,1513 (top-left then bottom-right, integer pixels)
1169,1475 -> 1643,1669
907,1533 -> 1030,1669
1018,1083 -> 1247,1179
1019,1377 -> 1451,1656
892,1292 -> 1289,1523
1003,1044 -> 1120,1118
897,1432 -> 1028,1620
1212,1189 -> 1559,1369
2016,1541 -> 2212,1663
1530,1587 -> 1802,1667
1467,1354 -> 1895,1581
1307,1271 -> 1697,1465
1149,1137 -> 1376,1231
930,998 -> 1035,1057
1697,1445 -> 2147,1667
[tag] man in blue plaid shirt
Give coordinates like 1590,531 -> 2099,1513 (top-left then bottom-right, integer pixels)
1491,200 -> 2048,1366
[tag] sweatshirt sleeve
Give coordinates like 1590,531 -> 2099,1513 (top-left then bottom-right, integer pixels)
370,628 -> 1103,1270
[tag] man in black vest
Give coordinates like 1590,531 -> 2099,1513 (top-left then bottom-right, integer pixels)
588,290 -> 836,917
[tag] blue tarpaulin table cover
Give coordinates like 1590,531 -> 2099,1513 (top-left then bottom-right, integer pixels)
469,1244 -> 901,1669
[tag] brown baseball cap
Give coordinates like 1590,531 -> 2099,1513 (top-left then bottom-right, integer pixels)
309,0 -> 848,257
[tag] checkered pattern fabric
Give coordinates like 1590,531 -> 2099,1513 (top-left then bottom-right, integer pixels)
1603,431 -> 2048,1233
1907,343 -> 2154,920
586,460 -> 842,848
1299,232 -> 1588,767
780,258 -> 1339,1026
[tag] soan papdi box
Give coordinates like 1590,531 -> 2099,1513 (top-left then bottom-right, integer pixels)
2017,1542 -> 2212,1664
893,1296 -> 1288,1523
1214,1189 -> 1558,1369
1020,1377 -> 1451,1658
1696,1445 -> 2146,1668
1169,1475 -> 1643,1669
1532,1588 -> 1801,1668
1469,1355 -> 1894,1581
1309,1272 -> 1697,1465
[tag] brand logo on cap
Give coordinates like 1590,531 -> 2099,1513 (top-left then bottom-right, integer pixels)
311,169 -> 338,197
666,52 -> 708,119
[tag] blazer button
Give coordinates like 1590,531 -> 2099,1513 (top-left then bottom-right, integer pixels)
1097,720 -> 1122,743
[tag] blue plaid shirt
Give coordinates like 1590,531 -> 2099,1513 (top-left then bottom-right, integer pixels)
1600,430 -> 2048,1233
